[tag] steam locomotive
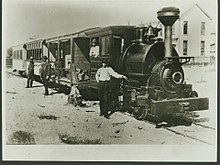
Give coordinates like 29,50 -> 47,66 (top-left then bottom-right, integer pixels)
11,7 -> 209,119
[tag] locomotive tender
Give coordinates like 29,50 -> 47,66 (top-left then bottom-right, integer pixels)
11,7 -> 208,119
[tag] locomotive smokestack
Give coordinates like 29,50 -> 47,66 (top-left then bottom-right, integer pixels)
157,7 -> 180,58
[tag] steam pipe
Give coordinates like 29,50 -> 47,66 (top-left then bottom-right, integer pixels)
157,7 -> 180,59
164,26 -> 172,58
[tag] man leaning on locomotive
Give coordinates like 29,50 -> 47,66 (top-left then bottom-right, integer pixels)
96,59 -> 127,119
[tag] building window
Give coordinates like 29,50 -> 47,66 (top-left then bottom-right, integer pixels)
183,21 -> 188,35
172,26 -> 175,35
201,22 -> 205,35
183,40 -> 188,55
20,50 -> 22,59
201,41 -> 205,55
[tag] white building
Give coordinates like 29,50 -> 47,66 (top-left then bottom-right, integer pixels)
149,4 -> 216,64
174,4 -> 215,64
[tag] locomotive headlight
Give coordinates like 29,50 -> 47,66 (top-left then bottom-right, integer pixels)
172,71 -> 183,85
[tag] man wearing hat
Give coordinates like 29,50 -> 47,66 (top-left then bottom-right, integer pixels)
40,55 -> 51,95
26,56 -> 34,88
95,59 -> 127,119
89,38 -> 99,58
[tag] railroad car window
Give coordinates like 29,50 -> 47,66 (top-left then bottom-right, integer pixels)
34,49 -> 35,60
35,49 -> 37,60
20,50 -> 22,59
32,50 -> 34,59
37,49 -> 39,60
36,49 -> 38,60
183,21 -> 188,35
101,36 -> 110,56
60,40 -> 70,55
36,49 -> 39,60
39,49 -> 42,59
29,49 -> 33,58
38,49 -> 40,60
35,49 -> 37,59
27,50 -> 30,59
16,50 -> 18,59
29,49 -> 31,59
183,40 -> 188,55
201,41 -> 205,56
32,49 -> 34,59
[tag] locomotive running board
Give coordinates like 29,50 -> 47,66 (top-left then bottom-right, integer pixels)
150,97 -> 209,116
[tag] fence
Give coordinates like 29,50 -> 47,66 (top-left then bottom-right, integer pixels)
6,58 -> 12,68
191,56 -> 215,65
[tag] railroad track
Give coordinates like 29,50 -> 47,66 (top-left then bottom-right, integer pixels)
122,112 -> 216,146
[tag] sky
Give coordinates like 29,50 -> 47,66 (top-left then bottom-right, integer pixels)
2,0 -> 217,49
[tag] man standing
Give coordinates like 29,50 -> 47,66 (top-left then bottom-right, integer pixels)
39,56 -> 51,95
95,59 -> 127,119
26,56 -> 34,88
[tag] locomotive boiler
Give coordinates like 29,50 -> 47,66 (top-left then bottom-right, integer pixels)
119,7 -> 209,119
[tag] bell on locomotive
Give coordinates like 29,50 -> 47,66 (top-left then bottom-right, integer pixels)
121,7 -> 209,119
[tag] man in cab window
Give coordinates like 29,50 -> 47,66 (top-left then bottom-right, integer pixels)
89,38 -> 99,58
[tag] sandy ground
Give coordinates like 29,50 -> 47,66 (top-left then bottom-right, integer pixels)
4,65 -> 217,145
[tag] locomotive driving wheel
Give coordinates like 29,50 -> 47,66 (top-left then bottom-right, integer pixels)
132,105 -> 148,120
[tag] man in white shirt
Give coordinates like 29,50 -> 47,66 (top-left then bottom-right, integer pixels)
89,38 -> 99,58
96,59 -> 127,119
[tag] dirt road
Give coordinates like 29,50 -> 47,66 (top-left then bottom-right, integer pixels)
4,65 -> 216,145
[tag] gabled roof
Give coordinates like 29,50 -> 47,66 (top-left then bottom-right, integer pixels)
181,3 -> 212,21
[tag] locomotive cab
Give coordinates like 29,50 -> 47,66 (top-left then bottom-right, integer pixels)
85,26 -> 136,99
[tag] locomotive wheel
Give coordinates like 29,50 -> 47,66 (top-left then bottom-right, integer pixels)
189,91 -> 198,98
133,107 -> 148,120
21,71 -> 27,77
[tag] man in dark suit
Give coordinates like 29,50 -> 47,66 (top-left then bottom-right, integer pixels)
39,56 -> 51,95
26,56 -> 34,88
